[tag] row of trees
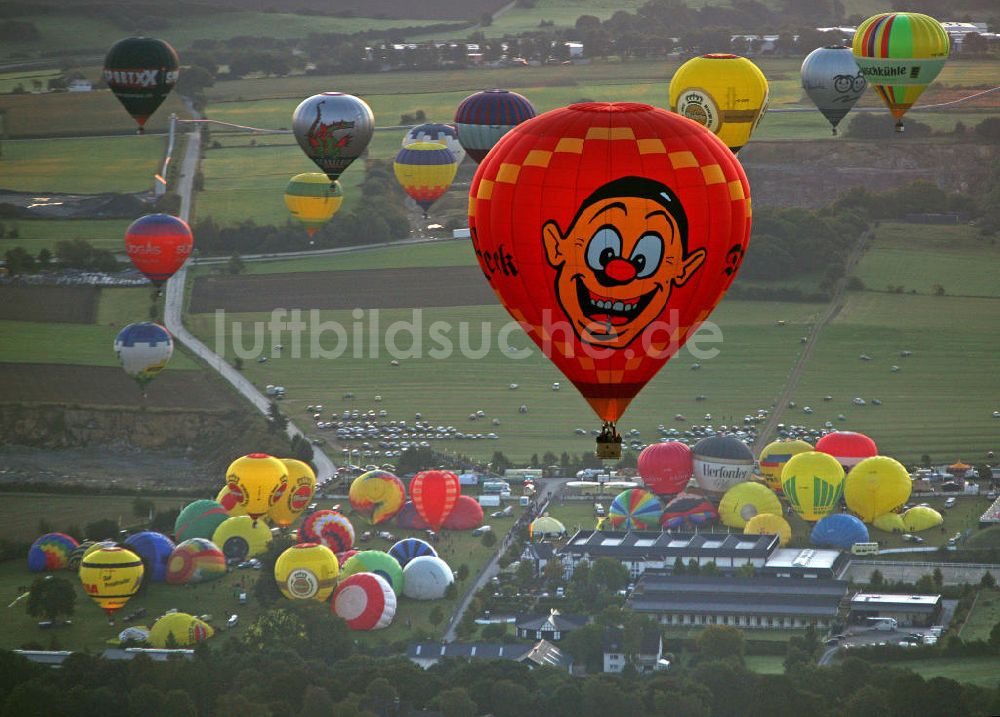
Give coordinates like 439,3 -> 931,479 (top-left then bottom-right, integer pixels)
2,239 -> 118,276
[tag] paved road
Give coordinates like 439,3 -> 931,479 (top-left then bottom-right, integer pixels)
161,111 -> 336,480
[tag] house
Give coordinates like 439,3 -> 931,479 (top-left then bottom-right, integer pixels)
67,79 -> 92,92
564,42 -> 584,58
602,627 -> 664,673
521,541 -> 555,577
514,610 -> 587,641
850,593 -> 942,628
406,640 -> 572,672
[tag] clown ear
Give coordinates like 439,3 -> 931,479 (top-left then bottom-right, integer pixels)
542,221 -> 566,267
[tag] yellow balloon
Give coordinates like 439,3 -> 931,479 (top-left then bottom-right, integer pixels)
269,458 -> 317,529
669,53 -> 769,153
781,451 -> 845,522
216,484 -> 248,517
872,512 -> 906,533
844,456 -> 911,523
718,481 -> 782,529
148,612 -> 214,648
79,546 -> 144,617
744,513 -> 792,547
757,439 -> 813,492
225,453 -> 287,520
903,505 -> 943,532
212,516 -> 272,562
284,173 -> 343,236
274,543 -> 340,601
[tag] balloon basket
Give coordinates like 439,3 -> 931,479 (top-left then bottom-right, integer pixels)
894,121 -> 904,134
596,423 -> 622,460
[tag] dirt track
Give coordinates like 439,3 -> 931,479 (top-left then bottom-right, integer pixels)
189,265 -> 499,313
0,286 -> 98,323
0,363 -> 241,410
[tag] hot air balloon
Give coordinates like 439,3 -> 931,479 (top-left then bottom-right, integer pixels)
225,453 -> 287,521
148,612 -> 214,648
403,122 -> 466,165
410,470 -> 460,532
757,439 -> 813,493
902,505 -> 943,532
816,431 -> 878,473
175,499 -> 229,542
124,214 -> 193,287
216,484 -> 248,518
393,142 -> 458,218
79,546 -> 144,618
332,572 -> 397,630
468,103 -> 751,457
298,510 -> 355,554
692,435 -> 755,494
607,489 -> 664,530
852,12 -> 950,132
528,516 -> 567,540
114,322 -> 173,391
27,533 -> 79,572
212,516 -> 272,563
660,492 -> 718,528
68,541 -> 95,571
669,54 -> 768,153
270,458 -> 317,529
341,550 -> 404,595
743,513 -> 791,546
872,512 -> 906,533
811,513 -> 869,549
284,174 -> 343,237
637,442 -> 693,495
123,531 -> 175,582
349,470 -> 406,525
718,482 -> 782,529
388,538 -> 437,568
441,495 -> 484,530
274,543 -> 340,601
844,456 -> 911,522
292,92 -> 374,182
166,538 -> 226,584
402,556 -> 454,600
781,451 -> 845,522
103,37 -> 179,132
800,46 -> 867,135
454,89 -> 537,163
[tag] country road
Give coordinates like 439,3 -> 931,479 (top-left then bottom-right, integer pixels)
162,109 -> 337,480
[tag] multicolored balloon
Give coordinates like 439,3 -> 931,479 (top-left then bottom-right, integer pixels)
718,482 -> 782,529
844,456 -> 911,522
757,439 -> 813,493
669,54 -> 768,153
349,470 -> 406,525
340,550 -> 404,595
815,431 -> 878,473
270,458 -> 317,529
284,174 -> 343,236
637,442 -> 693,495
402,556 -> 454,600
388,538 -> 437,568
292,92 -> 374,182
800,46 -> 867,135
608,489 -> 664,530
225,453 -> 287,520
123,531 -> 175,582
660,492 -> 718,528
455,89 -> 536,163
469,102 -> 751,448
175,499 -> 229,542
781,451 -> 845,522
79,546 -> 144,617
104,37 -> 179,132
27,533 -> 79,572
852,12 -> 950,131
332,572 -> 397,630
148,612 -> 213,648
298,510 -> 355,554
394,142 -> 458,217
114,322 -> 173,391
274,543 -> 340,601
410,470 -> 460,532
124,214 -> 193,286
403,122 -> 466,165
166,538 -> 226,584
743,513 -> 792,546
212,516 -> 272,562
811,513 -> 869,549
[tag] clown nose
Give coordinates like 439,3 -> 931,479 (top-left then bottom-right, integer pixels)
605,258 -> 637,282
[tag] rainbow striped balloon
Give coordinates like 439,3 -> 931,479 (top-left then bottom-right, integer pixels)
393,142 -> 458,217
607,489 -> 664,530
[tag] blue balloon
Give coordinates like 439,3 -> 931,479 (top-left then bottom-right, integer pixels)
388,538 -> 437,568
810,513 -> 869,550
124,531 -> 176,582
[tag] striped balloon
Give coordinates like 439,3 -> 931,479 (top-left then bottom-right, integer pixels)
388,537 -> 437,568
299,510 -> 355,554
607,488 -> 663,530
393,142 -> 458,217
402,122 -> 466,165
284,173 -> 343,236
454,89 -> 536,163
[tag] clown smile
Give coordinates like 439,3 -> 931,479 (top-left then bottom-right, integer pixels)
575,276 -> 659,327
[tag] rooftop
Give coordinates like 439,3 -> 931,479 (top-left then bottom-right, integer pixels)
764,548 -> 843,571
851,593 -> 941,606
515,610 -> 588,632
561,530 -> 777,559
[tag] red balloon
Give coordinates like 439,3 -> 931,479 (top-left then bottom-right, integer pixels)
125,214 -> 193,286
638,442 -> 693,494
815,431 -> 878,471
469,103 -> 750,426
442,495 -> 484,530
410,470 -> 460,531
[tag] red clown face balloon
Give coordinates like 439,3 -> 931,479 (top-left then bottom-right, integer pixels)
410,470 -> 460,532
469,102 -> 751,424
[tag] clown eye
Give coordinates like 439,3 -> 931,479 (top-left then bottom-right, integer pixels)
586,227 -> 622,271
631,234 -> 663,278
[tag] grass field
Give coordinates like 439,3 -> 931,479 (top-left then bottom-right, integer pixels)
959,589 -> 1000,642
897,657 -> 1000,688
0,219 -> 132,255
0,90 -> 189,138
744,654 -> 786,674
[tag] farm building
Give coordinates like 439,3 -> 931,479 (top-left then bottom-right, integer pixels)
514,610 -> 587,642
850,593 -> 943,627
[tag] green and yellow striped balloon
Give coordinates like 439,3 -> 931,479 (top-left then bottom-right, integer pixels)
852,12 -> 949,131
284,173 -> 343,236
781,451 -> 845,522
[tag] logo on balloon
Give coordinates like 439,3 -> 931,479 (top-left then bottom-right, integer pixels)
542,176 -> 706,349
287,568 -> 319,599
307,101 -> 355,161
289,484 -> 312,512
677,89 -> 720,131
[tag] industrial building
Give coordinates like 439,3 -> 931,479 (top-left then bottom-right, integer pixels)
849,593 -> 943,627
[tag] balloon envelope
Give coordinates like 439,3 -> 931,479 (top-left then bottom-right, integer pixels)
811,513 -> 869,549
669,54 -> 768,153
292,92 -> 374,182
27,533 -> 78,572
743,513 -> 792,547
660,492 -> 718,528
781,451 -> 845,522
757,439 -> 813,493
114,322 -> 173,389
902,505 -> 943,532
388,538 -> 437,568
815,431 -> 878,472
341,550 -> 404,595
608,489 -> 664,530
166,538 -> 226,584
844,456 -> 911,522
801,46 -> 867,133
332,572 -> 397,630
455,89 -> 537,163
284,174 -> 343,236
270,458 -> 316,528
410,470 -> 460,531
299,510 -> 355,553
442,495 -> 484,530
79,547 -> 144,616
468,102 -> 751,428
123,531 -> 175,582
394,142 -> 458,215
402,556 -> 454,600
274,543 -> 340,601
174,499 -> 229,542
350,470 -> 406,525
212,516 -> 272,562
103,37 -> 179,130
124,214 -> 193,285
225,453 -> 287,520
718,482 -> 782,529
872,512 -> 906,533
148,612 -> 214,648
529,516 -> 566,539
638,442 -> 693,494
403,122 -> 466,165
692,435 -> 755,494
